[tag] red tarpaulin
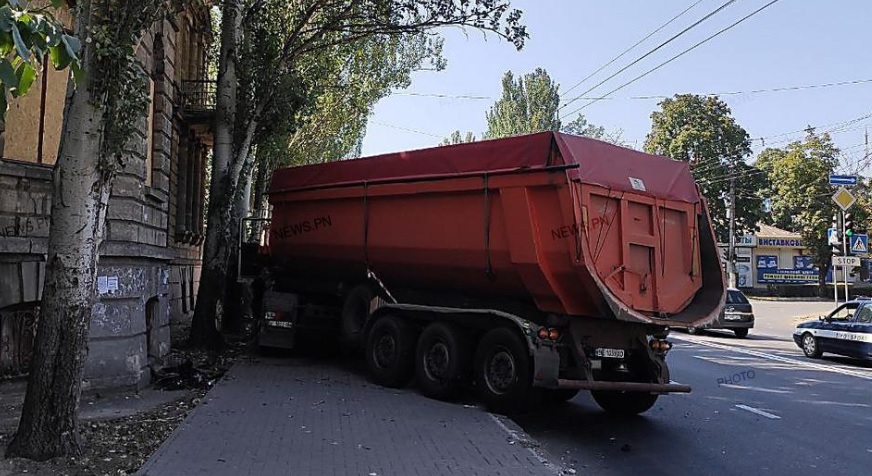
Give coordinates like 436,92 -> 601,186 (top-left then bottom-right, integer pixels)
270,131 -> 700,204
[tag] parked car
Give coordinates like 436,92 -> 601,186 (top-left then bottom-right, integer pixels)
794,300 -> 872,361
686,288 -> 754,338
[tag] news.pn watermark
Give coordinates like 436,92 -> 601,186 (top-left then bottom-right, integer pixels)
716,370 -> 756,386
0,217 -> 51,239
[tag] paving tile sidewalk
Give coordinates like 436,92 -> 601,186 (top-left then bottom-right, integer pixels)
138,357 -> 562,476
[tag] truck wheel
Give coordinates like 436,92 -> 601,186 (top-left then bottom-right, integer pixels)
591,390 -> 658,415
341,285 -> 374,349
365,314 -> 415,388
474,327 -> 532,414
415,322 -> 472,401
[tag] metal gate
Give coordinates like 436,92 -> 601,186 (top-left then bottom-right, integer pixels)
0,302 -> 39,377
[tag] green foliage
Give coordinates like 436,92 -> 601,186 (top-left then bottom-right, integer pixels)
482,67 -> 619,145
756,130 -> 841,273
245,11 -> 443,173
561,114 -> 626,145
644,94 -> 766,242
85,0 -> 163,166
0,0 -> 81,117
240,0 -> 525,183
441,130 -> 476,145
485,68 -> 560,138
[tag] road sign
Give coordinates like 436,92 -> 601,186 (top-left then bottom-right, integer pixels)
828,227 -> 840,245
829,174 -> 858,186
832,187 -> 856,211
851,234 -> 868,254
833,256 -> 861,267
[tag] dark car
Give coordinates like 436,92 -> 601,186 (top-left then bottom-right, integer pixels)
794,300 -> 872,361
687,288 -> 754,338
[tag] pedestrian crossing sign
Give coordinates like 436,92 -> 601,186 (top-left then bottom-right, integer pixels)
850,234 -> 868,254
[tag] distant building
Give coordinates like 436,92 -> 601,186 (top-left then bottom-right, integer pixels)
0,1 -> 215,387
720,224 -> 819,290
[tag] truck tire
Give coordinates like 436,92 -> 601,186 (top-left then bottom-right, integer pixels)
591,390 -> 658,415
365,314 -> 415,388
473,327 -> 532,414
341,285 -> 374,349
415,322 -> 472,401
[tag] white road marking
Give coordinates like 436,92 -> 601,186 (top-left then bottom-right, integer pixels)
673,335 -> 872,381
735,404 -> 781,419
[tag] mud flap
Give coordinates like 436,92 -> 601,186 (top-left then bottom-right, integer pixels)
532,344 -> 560,388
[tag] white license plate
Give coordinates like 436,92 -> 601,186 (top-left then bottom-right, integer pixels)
724,314 -> 742,321
266,320 -> 294,329
594,348 -> 625,358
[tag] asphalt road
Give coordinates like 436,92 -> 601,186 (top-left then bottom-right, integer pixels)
513,299 -> 872,476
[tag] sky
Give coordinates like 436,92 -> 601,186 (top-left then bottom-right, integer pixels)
360,0 -> 872,172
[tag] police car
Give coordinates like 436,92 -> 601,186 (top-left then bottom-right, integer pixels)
793,300 -> 872,361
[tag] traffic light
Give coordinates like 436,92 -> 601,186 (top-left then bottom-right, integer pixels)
844,212 -> 854,237
831,242 -> 842,256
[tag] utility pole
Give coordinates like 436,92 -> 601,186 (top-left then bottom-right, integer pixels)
843,210 -> 850,302
727,161 -> 737,288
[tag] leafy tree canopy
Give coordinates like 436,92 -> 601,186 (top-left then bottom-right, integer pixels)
0,0 -> 80,116
483,67 -> 620,145
644,94 -> 766,242
485,68 -> 559,138
756,129 -> 845,274
441,130 -> 477,145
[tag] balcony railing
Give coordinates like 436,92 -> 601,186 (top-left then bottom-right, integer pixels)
180,79 -> 217,116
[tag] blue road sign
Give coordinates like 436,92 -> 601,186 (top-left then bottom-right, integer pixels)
828,227 -> 840,245
851,233 -> 868,254
829,174 -> 858,186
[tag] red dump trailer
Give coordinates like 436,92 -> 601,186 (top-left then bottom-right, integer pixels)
241,131 -> 725,414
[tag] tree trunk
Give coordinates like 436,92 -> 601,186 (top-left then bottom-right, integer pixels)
223,171 -> 252,334
6,10 -> 108,458
190,0 -> 242,349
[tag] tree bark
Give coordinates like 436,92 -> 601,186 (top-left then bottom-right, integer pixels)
6,2 -> 108,458
190,0 -> 242,349
223,169 -> 252,334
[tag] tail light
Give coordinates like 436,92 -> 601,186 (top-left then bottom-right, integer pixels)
537,327 -> 562,341
649,338 -> 672,353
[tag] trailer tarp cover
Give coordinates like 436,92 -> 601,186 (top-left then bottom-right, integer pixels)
270,131 -> 700,204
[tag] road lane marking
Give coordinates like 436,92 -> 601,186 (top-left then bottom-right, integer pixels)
673,335 -> 872,381
735,404 -> 781,419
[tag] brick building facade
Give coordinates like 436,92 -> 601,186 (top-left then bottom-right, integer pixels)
0,1 -> 214,388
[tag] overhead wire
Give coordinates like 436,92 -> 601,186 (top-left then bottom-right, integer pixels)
396,77 -> 872,103
559,0 -> 741,112
563,0 -> 785,118
369,120 -> 443,138
561,0 -> 706,97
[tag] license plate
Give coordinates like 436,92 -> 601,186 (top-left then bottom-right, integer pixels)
594,348 -> 625,358
266,320 -> 294,329
724,314 -> 742,321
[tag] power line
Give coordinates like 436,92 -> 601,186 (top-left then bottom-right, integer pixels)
563,0 -> 785,118
392,92 -> 492,100
369,120 -> 443,138
395,77 -> 872,104
756,111 -> 872,147
559,0 -> 740,112
561,0 -> 706,97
